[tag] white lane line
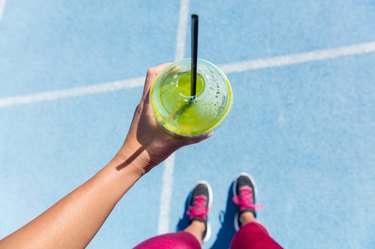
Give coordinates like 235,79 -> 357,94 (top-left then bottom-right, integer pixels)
157,154 -> 175,234
2,41 -> 375,109
157,0 -> 189,235
0,0 -> 5,20
174,0 -> 189,60
220,41 -> 375,74
0,77 -> 144,108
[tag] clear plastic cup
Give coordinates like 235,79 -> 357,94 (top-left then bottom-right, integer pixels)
150,59 -> 232,137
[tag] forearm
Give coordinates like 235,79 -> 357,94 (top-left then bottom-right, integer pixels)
0,63 -> 208,249
1,143 -> 145,249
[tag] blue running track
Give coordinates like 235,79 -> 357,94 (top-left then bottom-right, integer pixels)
1,1 -> 375,248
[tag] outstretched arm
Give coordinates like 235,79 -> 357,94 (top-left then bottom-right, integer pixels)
0,64 -> 211,249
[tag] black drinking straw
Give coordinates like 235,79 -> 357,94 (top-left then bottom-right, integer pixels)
191,14 -> 199,96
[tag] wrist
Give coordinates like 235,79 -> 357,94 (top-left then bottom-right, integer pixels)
112,140 -> 152,175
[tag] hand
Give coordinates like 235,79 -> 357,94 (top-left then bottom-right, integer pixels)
115,64 -> 212,173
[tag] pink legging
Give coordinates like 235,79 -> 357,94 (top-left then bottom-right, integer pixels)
134,222 -> 283,249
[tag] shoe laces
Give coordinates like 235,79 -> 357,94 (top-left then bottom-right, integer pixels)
186,196 -> 208,221
233,187 -> 264,211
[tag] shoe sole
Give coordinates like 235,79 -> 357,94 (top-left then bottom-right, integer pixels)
232,172 -> 258,231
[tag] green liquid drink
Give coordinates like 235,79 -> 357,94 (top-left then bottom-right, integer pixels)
150,59 -> 232,137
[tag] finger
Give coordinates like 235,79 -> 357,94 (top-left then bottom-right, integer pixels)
185,131 -> 214,145
142,63 -> 171,98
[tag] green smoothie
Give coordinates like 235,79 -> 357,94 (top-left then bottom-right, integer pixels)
150,59 -> 232,137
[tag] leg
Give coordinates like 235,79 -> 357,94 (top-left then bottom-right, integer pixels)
184,220 -> 206,243
134,181 -> 212,249
230,216 -> 282,249
230,173 -> 283,249
134,231 -> 201,249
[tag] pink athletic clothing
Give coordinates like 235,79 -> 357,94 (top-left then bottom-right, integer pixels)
230,222 -> 282,249
134,231 -> 200,249
134,222 -> 282,249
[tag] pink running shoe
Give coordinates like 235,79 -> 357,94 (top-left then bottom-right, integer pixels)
232,172 -> 264,231
186,181 -> 213,243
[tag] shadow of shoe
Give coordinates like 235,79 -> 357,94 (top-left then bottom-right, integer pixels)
176,189 -> 192,231
210,182 -> 237,249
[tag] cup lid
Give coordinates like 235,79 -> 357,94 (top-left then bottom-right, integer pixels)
150,59 -> 232,137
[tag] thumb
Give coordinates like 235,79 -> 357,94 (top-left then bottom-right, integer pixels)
142,63 -> 171,99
